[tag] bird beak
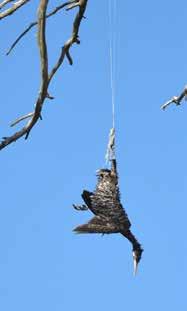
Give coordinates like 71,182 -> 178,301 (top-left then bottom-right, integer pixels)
133,251 -> 138,276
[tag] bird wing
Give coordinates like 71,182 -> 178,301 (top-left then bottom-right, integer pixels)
73,215 -> 119,234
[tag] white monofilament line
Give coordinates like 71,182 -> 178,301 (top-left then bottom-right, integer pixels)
105,0 -> 117,163
108,0 -> 117,129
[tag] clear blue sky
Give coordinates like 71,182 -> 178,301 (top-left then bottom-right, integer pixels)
0,0 -> 187,309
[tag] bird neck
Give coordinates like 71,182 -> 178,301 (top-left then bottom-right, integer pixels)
122,229 -> 142,251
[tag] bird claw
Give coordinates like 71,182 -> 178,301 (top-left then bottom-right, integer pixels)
73,204 -> 88,211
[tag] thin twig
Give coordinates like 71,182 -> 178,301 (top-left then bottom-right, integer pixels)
0,0 -> 30,20
6,1 -> 77,55
10,112 -> 34,127
161,86 -> 187,110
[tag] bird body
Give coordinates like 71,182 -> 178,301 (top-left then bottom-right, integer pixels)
73,159 -> 143,274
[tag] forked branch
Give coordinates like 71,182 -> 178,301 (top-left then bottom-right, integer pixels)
0,0 -> 88,150
6,1 -> 78,55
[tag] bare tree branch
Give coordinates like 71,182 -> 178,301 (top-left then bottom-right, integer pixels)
0,0 -> 88,151
0,0 -> 49,149
6,1 -> 77,55
24,0 -> 49,139
0,0 -> 31,20
48,0 -> 88,82
161,86 -> 187,110
66,0 -> 80,11
0,0 -> 14,10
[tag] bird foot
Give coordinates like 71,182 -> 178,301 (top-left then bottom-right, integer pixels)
73,204 -> 88,211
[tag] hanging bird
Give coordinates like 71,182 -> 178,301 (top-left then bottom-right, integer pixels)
73,159 -> 143,275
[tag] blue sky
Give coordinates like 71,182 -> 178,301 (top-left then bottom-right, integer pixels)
0,0 -> 187,310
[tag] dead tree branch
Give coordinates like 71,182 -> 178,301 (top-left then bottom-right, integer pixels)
161,86 -> 187,110
0,0 -> 14,10
0,0 -> 88,150
0,0 -> 48,149
6,1 -> 77,55
49,0 -> 88,81
0,0 -> 31,20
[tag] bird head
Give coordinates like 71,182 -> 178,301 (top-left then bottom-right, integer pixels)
132,246 -> 143,276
